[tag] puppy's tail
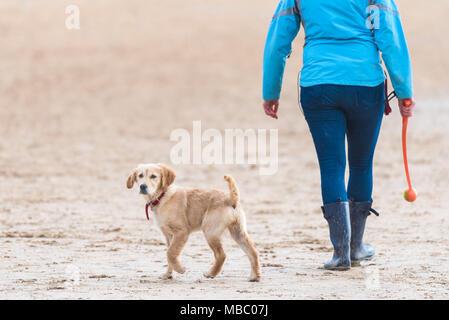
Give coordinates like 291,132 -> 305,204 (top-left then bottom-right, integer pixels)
224,175 -> 239,208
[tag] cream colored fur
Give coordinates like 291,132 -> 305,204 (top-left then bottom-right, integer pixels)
126,163 -> 261,282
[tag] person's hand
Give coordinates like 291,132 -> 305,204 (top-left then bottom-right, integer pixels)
398,98 -> 415,118
263,100 -> 279,119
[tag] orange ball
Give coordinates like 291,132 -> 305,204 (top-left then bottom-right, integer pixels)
403,188 -> 417,202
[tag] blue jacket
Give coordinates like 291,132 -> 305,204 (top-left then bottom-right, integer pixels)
263,0 -> 413,100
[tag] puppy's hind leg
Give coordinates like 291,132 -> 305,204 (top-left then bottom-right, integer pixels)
203,235 -> 226,279
167,231 -> 189,274
228,220 -> 261,282
202,215 -> 227,279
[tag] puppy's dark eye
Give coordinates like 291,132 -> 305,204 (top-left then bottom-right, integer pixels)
138,174 -> 144,178
150,174 -> 156,179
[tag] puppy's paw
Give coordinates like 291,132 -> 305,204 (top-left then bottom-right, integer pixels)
203,272 -> 215,279
174,265 -> 186,274
160,273 -> 173,280
248,276 -> 261,282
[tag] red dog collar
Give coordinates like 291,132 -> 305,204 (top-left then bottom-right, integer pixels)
145,192 -> 165,220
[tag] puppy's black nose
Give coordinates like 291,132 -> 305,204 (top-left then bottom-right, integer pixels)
140,184 -> 148,191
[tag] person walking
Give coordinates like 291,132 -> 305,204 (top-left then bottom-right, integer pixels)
262,0 -> 415,270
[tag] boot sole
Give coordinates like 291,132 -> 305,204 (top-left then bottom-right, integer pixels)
324,265 -> 351,271
351,256 -> 374,267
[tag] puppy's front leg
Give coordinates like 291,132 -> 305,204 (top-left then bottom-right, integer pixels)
162,266 -> 173,280
161,229 -> 174,279
167,231 -> 189,274
161,229 -> 173,247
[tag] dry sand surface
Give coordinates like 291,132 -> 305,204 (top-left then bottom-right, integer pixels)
1,0 -> 448,299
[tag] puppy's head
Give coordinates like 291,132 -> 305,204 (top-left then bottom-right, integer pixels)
126,163 -> 176,197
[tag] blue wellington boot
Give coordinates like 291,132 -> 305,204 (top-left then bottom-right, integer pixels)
321,201 -> 351,271
349,200 -> 379,264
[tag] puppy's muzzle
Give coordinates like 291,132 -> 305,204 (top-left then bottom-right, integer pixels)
139,184 -> 149,194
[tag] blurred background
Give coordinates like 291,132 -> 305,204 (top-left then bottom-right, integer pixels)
0,0 -> 448,299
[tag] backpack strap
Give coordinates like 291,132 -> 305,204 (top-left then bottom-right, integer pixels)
295,0 -> 305,29
384,70 -> 397,116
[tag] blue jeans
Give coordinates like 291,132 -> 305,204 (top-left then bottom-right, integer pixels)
300,83 -> 385,205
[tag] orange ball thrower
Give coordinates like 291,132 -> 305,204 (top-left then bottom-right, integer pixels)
402,99 -> 417,202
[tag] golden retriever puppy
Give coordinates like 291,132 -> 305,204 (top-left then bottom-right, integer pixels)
126,163 -> 261,282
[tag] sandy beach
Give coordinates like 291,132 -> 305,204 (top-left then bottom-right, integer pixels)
0,0 -> 448,299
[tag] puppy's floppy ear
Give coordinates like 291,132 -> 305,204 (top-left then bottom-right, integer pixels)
126,170 -> 136,189
159,164 -> 176,191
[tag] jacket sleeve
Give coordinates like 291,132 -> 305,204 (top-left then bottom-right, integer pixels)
263,0 -> 301,101
370,0 -> 413,99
